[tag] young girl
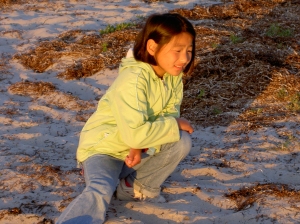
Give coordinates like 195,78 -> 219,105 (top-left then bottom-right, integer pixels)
56,13 -> 196,224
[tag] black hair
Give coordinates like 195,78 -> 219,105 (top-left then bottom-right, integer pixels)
133,13 -> 196,75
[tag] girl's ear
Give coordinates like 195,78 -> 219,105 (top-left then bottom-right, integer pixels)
146,39 -> 157,56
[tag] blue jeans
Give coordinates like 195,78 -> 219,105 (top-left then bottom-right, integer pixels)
56,131 -> 191,224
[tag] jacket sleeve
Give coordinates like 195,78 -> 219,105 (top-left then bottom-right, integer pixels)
108,73 -> 180,149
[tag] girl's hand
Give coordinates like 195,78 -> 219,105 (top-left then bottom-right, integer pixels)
125,148 -> 142,168
175,117 -> 194,134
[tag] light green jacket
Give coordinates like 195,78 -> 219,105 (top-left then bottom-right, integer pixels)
76,50 -> 183,162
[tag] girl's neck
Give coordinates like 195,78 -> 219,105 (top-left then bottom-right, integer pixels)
151,65 -> 164,79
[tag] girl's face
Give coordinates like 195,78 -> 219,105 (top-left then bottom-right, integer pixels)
148,32 -> 193,78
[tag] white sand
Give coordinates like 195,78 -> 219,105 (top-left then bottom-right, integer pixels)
1,0 -> 300,223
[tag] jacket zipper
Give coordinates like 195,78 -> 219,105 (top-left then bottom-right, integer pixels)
162,79 -> 167,91
160,78 -> 167,116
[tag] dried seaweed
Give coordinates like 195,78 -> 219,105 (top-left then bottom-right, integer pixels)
8,81 -> 94,111
14,40 -> 67,73
8,81 -> 56,96
225,183 -> 300,211
170,0 -> 286,20
177,0 -> 300,127
15,29 -> 138,79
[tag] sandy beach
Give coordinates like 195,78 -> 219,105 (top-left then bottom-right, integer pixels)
1,0 -> 300,223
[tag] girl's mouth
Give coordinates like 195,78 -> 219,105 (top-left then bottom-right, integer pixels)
174,65 -> 184,70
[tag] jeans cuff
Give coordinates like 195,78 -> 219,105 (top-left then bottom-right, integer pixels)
128,175 -> 161,198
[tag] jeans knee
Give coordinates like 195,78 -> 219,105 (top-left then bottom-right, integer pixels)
179,131 -> 192,157
168,131 -> 191,161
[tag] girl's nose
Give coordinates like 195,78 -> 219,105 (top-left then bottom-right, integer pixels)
180,51 -> 190,63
